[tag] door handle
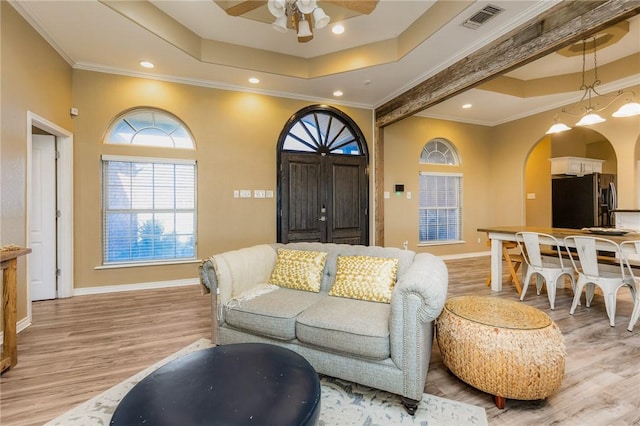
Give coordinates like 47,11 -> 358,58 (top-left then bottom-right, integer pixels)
318,216 -> 326,222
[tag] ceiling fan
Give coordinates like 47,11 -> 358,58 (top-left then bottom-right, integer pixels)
214,0 -> 379,42
216,1 -> 379,17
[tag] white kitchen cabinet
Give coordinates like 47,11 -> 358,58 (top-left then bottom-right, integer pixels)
550,156 -> 604,175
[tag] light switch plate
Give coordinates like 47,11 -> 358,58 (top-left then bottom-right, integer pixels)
384,191 -> 390,199
406,191 -> 412,199
266,190 -> 274,198
233,190 -> 239,198
254,190 -> 265,198
240,190 -> 251,198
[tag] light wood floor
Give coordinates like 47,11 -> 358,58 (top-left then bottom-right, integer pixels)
1,256 -> 638,425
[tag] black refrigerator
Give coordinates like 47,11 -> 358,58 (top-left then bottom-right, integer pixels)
551,173 -> 616,229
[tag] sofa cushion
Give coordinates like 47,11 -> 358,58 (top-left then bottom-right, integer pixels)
328,255 -> 399,303
296,296 -> 390,360
225,287 -> 327,340
268,248 -> 327,293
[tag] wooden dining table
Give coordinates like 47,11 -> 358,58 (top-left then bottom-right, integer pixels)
478,226 -> 640,292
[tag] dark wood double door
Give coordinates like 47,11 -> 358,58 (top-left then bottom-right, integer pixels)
279,153 -> 368,244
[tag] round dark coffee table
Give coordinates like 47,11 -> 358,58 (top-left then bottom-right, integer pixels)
110,343 -> 321,426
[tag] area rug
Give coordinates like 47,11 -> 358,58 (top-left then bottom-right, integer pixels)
45,338 -> 487,426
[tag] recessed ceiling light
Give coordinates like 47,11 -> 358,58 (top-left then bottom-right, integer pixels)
249,77 -> 260,84
332,24 -> 344,35
333,90 -> 343,97
462,103 -> 472,109
139,61 -> 154,69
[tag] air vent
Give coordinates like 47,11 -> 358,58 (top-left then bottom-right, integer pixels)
462,4 -> 504,29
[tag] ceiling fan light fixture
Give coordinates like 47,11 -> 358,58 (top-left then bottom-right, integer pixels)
575,112 -> 606,126
612,101 -> 640,118
267,0 -> 330,42
267,0 -> 286,17
313,7 -> 330,29
295,0 -> 317,15
272,15 -> 288,32
297,18 -> 312,38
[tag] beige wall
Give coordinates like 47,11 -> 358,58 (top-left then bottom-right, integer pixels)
71,70 -> 373,288
382,116 -> 493,255
525,136 -> 552,227
1,3 -> 73,326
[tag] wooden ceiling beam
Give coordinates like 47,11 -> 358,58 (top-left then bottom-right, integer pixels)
375,0 -> 640,128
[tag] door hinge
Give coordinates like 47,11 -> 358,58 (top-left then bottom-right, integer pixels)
365,166 -> 369,176
56,210 -> 62,218
56,268 -> 62,277
55,151 -> 61,160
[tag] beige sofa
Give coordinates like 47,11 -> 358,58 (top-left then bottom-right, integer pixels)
199,242 -> 448,414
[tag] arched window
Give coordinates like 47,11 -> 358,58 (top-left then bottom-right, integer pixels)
105,109 -> 194,149
280,106 -> 367,156
418,138 -> 462,244
420,138 -> 459,165
101,108 -> 196,265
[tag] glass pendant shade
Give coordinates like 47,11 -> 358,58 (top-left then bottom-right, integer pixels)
546,122 -> 572,134
267,0 -> 286,17
272,15 -> 288,32
612,101 -> 640,117
297,18 -> 312,37
313,7 -> 330,28
575,113 -> 606,126
295,0 -> 317,14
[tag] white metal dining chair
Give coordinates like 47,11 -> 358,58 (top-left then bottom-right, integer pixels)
564,236 -> 635,327
515,232 -> 575,310
619,241 -> 640,331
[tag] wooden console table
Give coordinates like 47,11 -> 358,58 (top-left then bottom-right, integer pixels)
1,247 -> 31,373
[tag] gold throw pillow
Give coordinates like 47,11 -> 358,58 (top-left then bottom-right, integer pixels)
329,255 -> 399,303
268,249 -> 328,293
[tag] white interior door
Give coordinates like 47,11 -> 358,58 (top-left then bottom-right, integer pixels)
30,134 -> 57,301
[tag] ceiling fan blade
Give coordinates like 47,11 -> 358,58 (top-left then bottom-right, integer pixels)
215,1 -> 267,17
323,0 -> 378,15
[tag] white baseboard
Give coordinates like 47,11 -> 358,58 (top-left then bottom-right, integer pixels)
439,251 -> 490,260
73,278 -> 200,296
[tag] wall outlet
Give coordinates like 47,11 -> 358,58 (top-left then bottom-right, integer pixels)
254,190 -> 265,198
527,192 -> 536,200
240,190 -> 251,198
406,191 -> 412,199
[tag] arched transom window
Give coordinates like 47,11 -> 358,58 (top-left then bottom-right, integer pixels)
106,109 -> 194,149
281,107 -> 366,156
420,138 -> 459,165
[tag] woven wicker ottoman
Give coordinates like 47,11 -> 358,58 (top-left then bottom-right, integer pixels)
436,296 -> 565,409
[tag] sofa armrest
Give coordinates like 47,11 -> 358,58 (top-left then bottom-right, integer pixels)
393,252 -> 448,322
389,252 -> 448,398
203,244 -> 278,306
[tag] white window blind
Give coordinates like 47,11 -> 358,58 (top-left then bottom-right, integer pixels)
419,172 -> 462,243
102,156 -> 196,264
